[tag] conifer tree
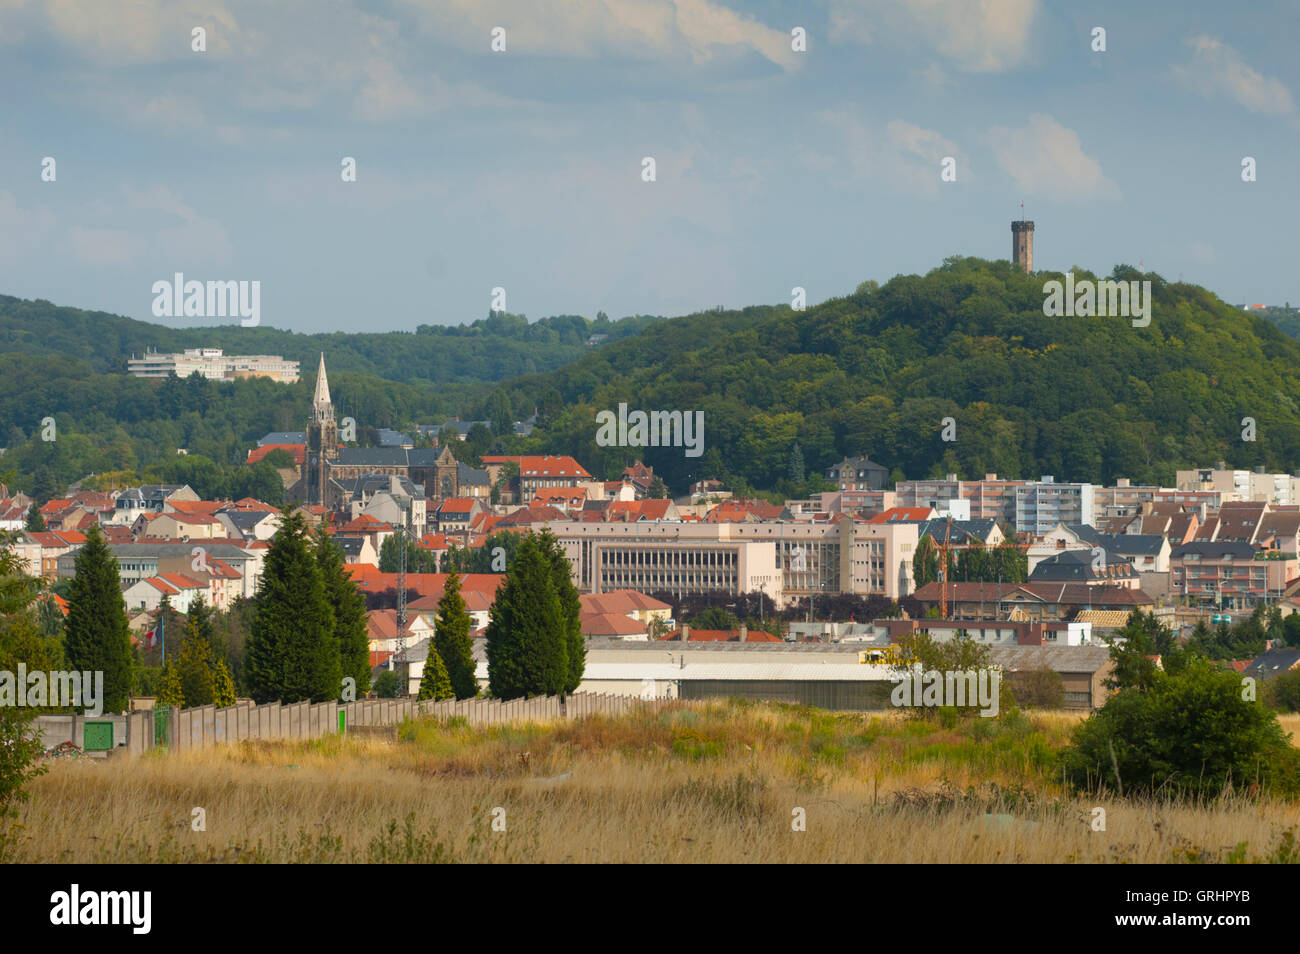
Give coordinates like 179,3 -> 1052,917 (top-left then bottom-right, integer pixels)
64,526 -> 134,713
156,663 -> 185,708
24,504 -> 45,532
245,508 -> 340,703
212,660 -> 237,707
315,529 -> 371,696
417,647 -> 454,701
185,593 -> 219,663
434,570 -> 477,699
538,530 -> 585,694
486,535 -> 567,699
174,632 -> 215,707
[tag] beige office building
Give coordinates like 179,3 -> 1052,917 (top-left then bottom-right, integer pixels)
546,516 -> 917,606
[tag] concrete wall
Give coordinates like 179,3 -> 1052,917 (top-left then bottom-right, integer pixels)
35,693 -> 659,756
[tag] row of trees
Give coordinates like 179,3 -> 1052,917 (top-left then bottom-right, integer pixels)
911,537 -> 1028,588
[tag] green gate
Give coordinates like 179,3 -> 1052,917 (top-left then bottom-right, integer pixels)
83,721 -> 114,751
154,707 -> 170,749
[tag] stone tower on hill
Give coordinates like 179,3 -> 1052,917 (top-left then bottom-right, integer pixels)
1012,220 -> 1034,274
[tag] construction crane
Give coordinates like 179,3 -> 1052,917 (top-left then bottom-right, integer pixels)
933,514 -> 981,619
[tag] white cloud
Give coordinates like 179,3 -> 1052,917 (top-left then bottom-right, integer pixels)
69,226 -> 137,266
828,0 -> 1037,73
0,191 -> 56,262
988,114 -> 1118,201
401,0 -> 800,70
1175,35 -> 1294,115
41,0 -> 246,64
815,109 -> 961,198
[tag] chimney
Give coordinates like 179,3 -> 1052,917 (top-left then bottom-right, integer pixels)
680,623 -> 690,642
739,623 -> 748,642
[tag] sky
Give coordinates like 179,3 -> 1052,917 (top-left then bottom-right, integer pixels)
0,0 -> 1297,334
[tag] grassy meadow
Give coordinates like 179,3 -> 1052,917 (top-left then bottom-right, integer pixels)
6,703 -> 1300,863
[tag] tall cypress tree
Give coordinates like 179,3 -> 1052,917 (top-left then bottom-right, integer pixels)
245,508 -> 340,703
434,570 -> 477,699
64,525 -> 134,713
537,530 -> 584,694
315,529 -> 372,696
486,535 -> 567,699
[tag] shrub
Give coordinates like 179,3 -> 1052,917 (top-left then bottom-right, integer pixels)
1264,670 -> 1300,712
1061,657 -> 1300,798
1011,667 -> 1066,709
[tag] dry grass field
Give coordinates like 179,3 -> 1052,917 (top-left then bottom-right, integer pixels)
5,702 -> 1299,863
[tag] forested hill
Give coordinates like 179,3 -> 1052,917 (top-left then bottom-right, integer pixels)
500,257 -> 1300,495
0,295 -> 662,385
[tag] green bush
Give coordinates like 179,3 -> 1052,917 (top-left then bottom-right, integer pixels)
1264,670 -> 1300,712
1061,658 -> 1300,798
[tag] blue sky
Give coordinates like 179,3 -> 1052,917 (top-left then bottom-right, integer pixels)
1,0 -> 1296,333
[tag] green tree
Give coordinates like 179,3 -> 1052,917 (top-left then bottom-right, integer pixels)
174,632 -> 216,707
36,594 -> 64,638
1105,610 -> 1183,692
788,442 -> 805,484
372,669 -> 400,698
487,391 -> 514,436
156,663 -> 185,707
538,530 -> 584,694
245,508 -> 341,703
434,570 -> 477,699
24,503 -> 45,532
913,535 -> 939,588
316,530 -> 372,697
486,535 -> 567,699
690,606 -> 739,631
212,660 -> 237,707
417,648 -> 454,701
63,525 -> 134,713
185,593 -> 219,660
0,534 -> 49,830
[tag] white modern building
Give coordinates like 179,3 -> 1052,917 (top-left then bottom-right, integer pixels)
127,348 -> 300,383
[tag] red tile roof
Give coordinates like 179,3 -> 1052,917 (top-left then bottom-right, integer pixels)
482,455 -> 592,479
246,443 -> 306,466
498,505 -> 564,526
581,612 -> 648,637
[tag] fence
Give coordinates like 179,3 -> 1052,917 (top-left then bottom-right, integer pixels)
35,692 -> 666,757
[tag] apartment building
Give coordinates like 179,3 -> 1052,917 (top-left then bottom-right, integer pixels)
1092,479 -> 1160,518
895,475 -> 1026,524
1015,477 -> 1096,534
1176,465 -> 1300,505
1170,541 -> 1297,610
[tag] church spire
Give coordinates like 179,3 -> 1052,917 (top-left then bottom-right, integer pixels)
313,352 -> 333,421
